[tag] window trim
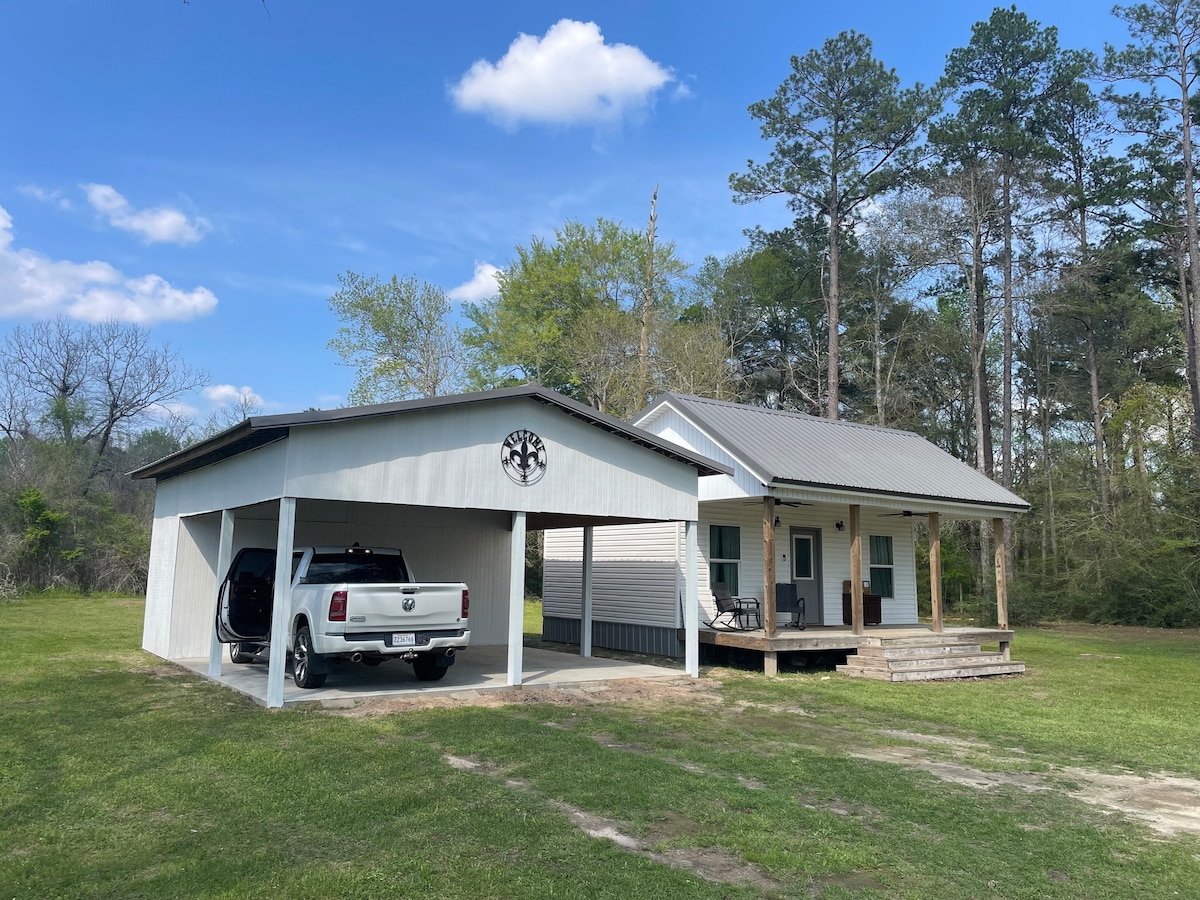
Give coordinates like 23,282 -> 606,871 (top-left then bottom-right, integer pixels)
709,524 -> 741,596
868,534 -> 894,599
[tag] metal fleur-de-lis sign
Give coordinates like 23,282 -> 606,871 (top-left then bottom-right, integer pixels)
501,430 -> 547,485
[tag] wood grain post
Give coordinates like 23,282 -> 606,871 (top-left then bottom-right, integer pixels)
929,511 -> 943,633
992,517 -> 1008,631
849,504 -> 863,636
763,496 -> 776,638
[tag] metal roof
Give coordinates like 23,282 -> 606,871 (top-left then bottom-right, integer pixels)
130,384 -> 731,482
638,394 -> 1030,512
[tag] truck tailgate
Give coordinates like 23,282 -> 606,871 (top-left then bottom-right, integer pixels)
345,583 -> 465,630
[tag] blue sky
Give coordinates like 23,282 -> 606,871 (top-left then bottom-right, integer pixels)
0,1 -> 1129,423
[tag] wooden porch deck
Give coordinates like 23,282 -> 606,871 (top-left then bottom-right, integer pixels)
682,624 -> 1024,681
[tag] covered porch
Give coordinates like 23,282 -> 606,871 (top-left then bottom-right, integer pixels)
689,622 -> 1023,680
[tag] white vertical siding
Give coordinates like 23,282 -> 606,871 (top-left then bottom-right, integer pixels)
168,514 -> 221,659
142,506 -> 179,659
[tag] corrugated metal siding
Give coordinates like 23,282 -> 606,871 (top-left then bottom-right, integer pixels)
661,395 -> 1027,511
543,616 -> 683,658
142,508 -> 179,658
282,400 -> 699,521
168,513 -> 221,659
543,523 -> 680,628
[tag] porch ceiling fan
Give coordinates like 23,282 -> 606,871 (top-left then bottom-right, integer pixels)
743,499 -> 812,507
880,510 -> 929,517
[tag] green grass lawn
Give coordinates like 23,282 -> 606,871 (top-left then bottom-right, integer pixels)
2,597 -> 1198,899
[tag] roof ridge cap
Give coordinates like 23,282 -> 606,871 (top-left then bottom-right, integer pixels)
668,393 -> 919,437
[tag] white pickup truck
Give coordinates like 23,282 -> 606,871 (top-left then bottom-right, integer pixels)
215,545 -> 470,688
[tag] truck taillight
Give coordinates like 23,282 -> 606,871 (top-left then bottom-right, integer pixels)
329,590 -> 347,622
461,588 -> 469,619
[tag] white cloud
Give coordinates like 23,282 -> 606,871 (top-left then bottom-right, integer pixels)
83,183 -> 210,245
450,19 -> 676,128
0,204 -> 218,323
18,183 -> 72,210
448,261 -> 502,302
203,384 -> 263,407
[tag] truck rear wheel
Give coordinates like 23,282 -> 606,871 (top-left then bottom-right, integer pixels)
292,624 -> 327,689
413,657 -> 448,682
230,642 -> 254,664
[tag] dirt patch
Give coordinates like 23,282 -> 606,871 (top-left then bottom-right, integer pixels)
325,676 -> 722,718
853,734 -> 1200,839
441,749 -> 780,890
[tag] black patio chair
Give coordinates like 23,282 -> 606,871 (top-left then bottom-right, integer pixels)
775,582 -> 806,630
707,582 -> 761,630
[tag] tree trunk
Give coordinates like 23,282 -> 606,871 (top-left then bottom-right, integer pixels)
1085,323 -> 1110,514
1176,23 -> 1200,451
640,186 -> 658,404
972,220 -> 994,478
827,181 -> 841,420
1001,165 -> 1014,489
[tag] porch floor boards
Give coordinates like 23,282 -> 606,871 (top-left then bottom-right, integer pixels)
685,624 -> 1025,681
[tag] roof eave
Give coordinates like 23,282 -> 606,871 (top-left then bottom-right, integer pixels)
770,477 -> 1031,516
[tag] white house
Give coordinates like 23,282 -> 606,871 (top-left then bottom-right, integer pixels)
543,394 -> 1030,663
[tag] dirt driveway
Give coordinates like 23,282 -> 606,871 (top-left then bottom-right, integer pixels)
329,674 -> 1200,840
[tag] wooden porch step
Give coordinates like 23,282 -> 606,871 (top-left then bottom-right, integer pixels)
859,632 -> 1012,649
837,656 -> 1026,682
847,652 -> 1009,671
856,644 -> 983,660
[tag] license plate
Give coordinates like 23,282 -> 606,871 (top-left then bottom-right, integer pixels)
391,632 -> 416,647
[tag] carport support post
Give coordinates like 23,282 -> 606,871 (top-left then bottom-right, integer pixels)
208,509 -> 235,678
507,511 -> 526,686
929,512 -> 943,633
684,520 -> 699,678
266,497 -> 296,709
580,526 -> 594,658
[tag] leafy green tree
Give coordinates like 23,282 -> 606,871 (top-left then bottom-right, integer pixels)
464,217 -> 691,416
936,6 -> 1082,492
1105,0 -> 1200,449
327,271 -> 462,404
731,30 -> 942,418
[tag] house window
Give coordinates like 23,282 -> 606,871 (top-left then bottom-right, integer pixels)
869,535 -> 894,598
709,525 -> 741,595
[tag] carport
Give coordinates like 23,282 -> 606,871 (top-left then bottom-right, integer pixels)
133,385 -> 726,707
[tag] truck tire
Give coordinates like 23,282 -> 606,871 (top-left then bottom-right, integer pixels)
230,642 -> 254,664
292,624 -> 327,689
413,656 -> 448,682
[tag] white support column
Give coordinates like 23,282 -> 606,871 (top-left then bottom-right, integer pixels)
507,511 -> 527,686
265,497 -> 296,709
684,519 -> 699,678
208,509 -> 235,678
580,525 -> 594,658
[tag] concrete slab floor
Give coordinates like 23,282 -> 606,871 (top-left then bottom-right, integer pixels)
174,645 -> 683,707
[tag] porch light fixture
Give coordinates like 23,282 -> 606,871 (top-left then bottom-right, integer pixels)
835,521 -> 845,531
774,516 -> 781,528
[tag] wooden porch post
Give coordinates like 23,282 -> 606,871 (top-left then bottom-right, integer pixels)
849,504 -> 863,635
992,518 -> 1009,659
763,497 -> 777,639
929,511 -> 943,633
